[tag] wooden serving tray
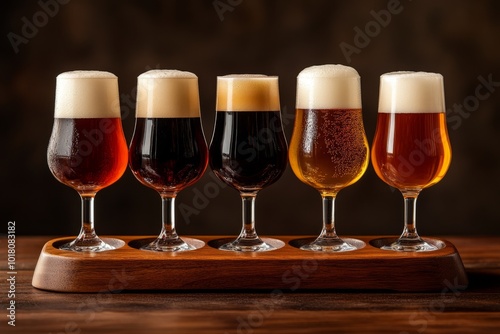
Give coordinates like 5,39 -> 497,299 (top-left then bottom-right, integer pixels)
32,235 -> 468,293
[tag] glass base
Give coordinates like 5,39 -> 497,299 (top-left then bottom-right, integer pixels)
59,237 -> 115,252
300,237 -> 362,253
381,239 -> 439,252
219,238 -> 276,252
141,237 -> 195,252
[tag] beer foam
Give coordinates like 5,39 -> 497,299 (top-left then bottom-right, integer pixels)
216,75 -> 280,111
136,70 -> 200,118
378,71 -> 445,113
296,65 -> 361,110
138,69 -> 197,79
55,71 -> 121,118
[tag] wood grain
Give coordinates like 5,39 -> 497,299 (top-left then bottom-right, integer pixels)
31,235 -> 467,292
1,236 -> 499,334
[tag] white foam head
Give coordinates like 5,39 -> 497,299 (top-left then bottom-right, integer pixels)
378,71 -> 445,113
216,75 -> 280,111
54,71 -> 120,118
136,70 -> 200,118
296,64 -> 361,110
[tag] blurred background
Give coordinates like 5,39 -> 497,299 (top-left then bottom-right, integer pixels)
1,0 -> 499,237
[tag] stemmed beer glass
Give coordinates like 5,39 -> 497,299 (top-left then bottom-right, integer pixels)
47,71 -> 128,252
209,75 -> 288,252
129,70 -> 208,252
371,72 -> 452,251
289,65 -> 369,252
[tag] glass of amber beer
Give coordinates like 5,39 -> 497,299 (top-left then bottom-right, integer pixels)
371,72 -> 452,251
47,71 -> 128,252
289,65 -> 369,252
209,75 -> 288,252
129,70 -> 208,252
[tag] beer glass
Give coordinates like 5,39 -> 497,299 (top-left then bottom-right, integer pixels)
289,65 -> 369,252
129,70 -> 208,252
371,72 -> 452,251
47,71 -> 128,252
209,75 -> 288,252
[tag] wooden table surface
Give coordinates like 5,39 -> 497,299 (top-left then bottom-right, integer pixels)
1,236 -> 500,334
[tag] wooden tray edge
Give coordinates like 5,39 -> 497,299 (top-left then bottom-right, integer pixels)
32,235 -> 469,293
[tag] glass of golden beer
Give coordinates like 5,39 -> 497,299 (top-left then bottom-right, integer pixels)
209,75 -> 288,252
129,70 -> 209,252
371,72 -> 452,251
289,65 -> 369,252
47,71 -> 128,252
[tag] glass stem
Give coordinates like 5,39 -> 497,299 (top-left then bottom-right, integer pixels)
78,193 -> 98,241
400,191 -> 421,241
320,194 -> 340,239
239,192 -> 259,240
160,193 -> 179,239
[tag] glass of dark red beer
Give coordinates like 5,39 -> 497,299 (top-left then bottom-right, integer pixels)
129,70 -> 208,252
209,75 -> 288,252
371,72 -> 452,251
47,71 -> 128,252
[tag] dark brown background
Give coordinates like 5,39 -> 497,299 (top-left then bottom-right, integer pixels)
1,0 -> 499,237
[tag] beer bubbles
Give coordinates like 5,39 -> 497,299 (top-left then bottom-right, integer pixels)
47,68 -> 452,254
289,64 -> 369,252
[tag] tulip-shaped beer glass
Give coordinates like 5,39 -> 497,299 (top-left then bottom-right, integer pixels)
47,71 -> 128,252
129,70 -> 208,252
289,65 -> 369,252
209,75 -> 288,252
371,72 -> 452,251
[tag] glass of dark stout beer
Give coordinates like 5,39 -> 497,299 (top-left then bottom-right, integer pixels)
47,71 -> 128,252
209,75 -> 288,252
289,65 -> 369,252
129,70 -> 209,252
371,72 -> 452,251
